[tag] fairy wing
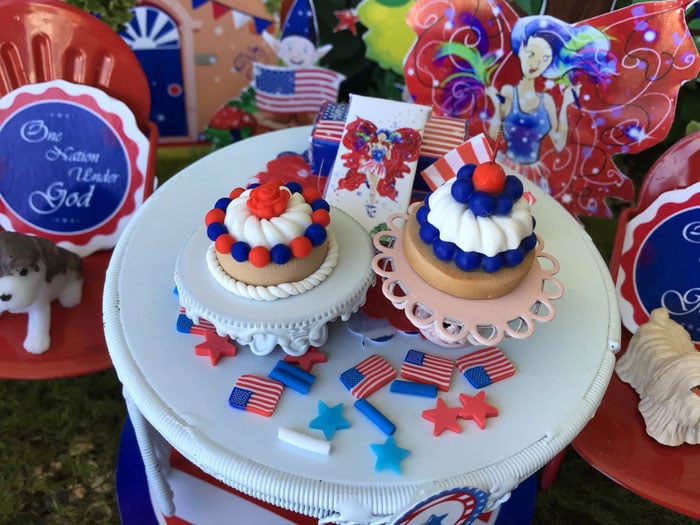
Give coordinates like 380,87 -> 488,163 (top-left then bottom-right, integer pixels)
405,0 -> 700,217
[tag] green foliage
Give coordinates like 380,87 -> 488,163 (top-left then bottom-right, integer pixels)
65,0 -> 135,30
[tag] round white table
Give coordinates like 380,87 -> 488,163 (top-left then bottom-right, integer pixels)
103,126 -> 620,524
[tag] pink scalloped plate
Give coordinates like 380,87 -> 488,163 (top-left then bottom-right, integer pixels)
372,207 -> 563,347
0,250 -> 112,379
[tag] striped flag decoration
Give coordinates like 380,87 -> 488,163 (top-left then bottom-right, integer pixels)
400,349 -> 454,392
229,374 -> 283,417
311,102 -> 348,140
456,346 -> 515,389
340,354 -> 396,398
253,63 -> 345,113
420,133 -> 492,190
421,114 -> 468,159
177,307 -> 216,335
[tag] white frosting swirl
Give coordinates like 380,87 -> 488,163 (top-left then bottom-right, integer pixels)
426,178 -> 533,257
224,187 -> 312,248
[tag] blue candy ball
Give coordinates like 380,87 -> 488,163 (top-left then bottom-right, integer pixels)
451,178 -> 474,203
311,198 -> 330,211
285,181 -> 303,194
419,223 -> 439,244
482,254 -> 504,273
469,191 -> 496,217
416,204 -> 430,225
457,163 -> 476,180
270,244 -> 291,265
206,222 -> 227,241
246,182 -> 260,190
231,241 -> 250,262
503,248 -> 525,267
495,194 -> 514,215
522,233 -> 537,252
305,223 -> 327,246
433,239 -> 456,261
504,176 -> 524,200
455,250 -> 481,271
214,197 -> 231,211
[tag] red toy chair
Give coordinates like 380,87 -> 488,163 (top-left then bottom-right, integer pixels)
0,0 -> 159,378
569,131 -> 700,519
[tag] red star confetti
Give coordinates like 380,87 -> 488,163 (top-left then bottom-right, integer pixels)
458,391 -> 499,430
283,346 -> 327,372
333,8 -> 359,35
194,332 -> 236,365
422,398 -> 462,436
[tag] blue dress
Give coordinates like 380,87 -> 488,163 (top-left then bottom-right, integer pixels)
502,89 -> 551,165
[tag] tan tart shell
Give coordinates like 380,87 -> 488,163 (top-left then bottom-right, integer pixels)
402,208 -> 535,300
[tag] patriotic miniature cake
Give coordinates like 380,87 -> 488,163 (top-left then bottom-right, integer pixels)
403,160 -> 537,299
204,181 -> 338,300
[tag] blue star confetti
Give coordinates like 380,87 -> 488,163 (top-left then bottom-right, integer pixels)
309,400 -> 350,440
370,436 -> 410,474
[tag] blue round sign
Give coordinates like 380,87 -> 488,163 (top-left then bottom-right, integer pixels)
0,101 -> 129,233
635,208 -> 700,342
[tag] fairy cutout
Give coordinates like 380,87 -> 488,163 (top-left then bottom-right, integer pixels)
337,117 -> 422,217
404,0 -> 700,217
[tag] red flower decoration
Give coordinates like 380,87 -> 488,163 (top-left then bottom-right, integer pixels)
246,183 -> 290,219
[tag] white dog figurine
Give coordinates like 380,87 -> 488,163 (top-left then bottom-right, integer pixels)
0,231 -> 83,354
616,307 -> 700,446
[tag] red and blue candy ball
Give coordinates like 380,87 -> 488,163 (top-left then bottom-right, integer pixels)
205,182 -> 330,269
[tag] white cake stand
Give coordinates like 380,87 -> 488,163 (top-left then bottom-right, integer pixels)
175,207 -> 373,356
103,126 -> 620,524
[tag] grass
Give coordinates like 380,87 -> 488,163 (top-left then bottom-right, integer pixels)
0,144 -> 697,524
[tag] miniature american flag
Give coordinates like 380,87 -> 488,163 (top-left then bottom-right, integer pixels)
312,102 -> 348,139
177,307 -> 216,335
400,349 -> 454,392
340,354 -> 396,398
229,374 -> 283,417
456,346 -> 515,389
253,63 -> 345,113
420,133 -> 492,190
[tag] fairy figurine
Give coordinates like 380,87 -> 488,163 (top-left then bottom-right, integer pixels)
404,0 -> 700,217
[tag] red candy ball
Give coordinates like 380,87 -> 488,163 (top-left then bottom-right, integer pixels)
290,236 -> 312,258
249,246 -> 270,268
214,234 -> 235,254
229,187 -> 245,199
205,208 -> 225,226
472,162 -> 506,194
302,187 -> 322,203
311,209 -> 330,227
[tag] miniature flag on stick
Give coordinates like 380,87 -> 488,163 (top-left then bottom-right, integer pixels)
340,354 -> 396,398
229,374 -> 283,417
456,346 -> 515,389
400,349 -> 453,392
420,133 -> 492,190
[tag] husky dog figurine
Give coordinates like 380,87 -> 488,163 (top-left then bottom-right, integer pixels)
0,231 -> 83,354
616,308 -> 700,446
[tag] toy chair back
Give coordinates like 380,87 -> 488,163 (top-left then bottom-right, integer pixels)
610,131 -> 700,278
0,0 -> 157,194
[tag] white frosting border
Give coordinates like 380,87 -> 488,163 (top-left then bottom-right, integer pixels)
205,231 -> 339,301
